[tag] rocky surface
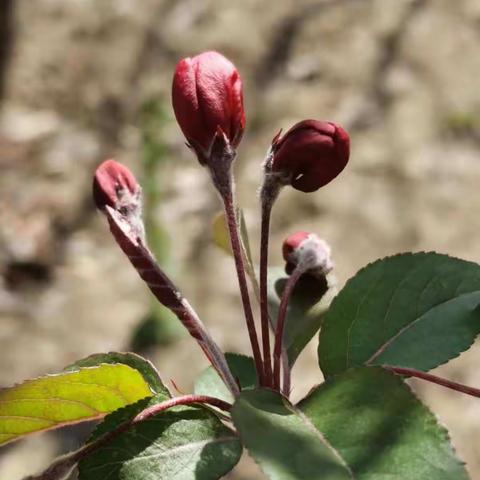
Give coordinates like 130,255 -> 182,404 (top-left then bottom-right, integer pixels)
1,0 -> 480,478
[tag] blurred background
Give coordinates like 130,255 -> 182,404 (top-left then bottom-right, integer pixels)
1,0 -> 480,478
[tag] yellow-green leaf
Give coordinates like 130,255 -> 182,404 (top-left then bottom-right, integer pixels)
211,209 -> 253,263
0,364 -> 153,446
212,209 -> 259,299
212,211 -> 233,256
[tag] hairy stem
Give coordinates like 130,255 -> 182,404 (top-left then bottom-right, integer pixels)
273,267 -> 304,390
259,202 -> 273,385
386,366 -> 480,399
222,190 -> 265,385
24,395 -> 231,480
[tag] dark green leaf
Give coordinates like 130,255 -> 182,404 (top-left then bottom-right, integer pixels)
194,353 -> 257,403
65,351 -> 170,397
78,405 -> 242,480
268,267 -> 336,366
299,367 -> 469,480
319,252 -> 480,377
232,389 -> 352,480
87,394 -> 166,443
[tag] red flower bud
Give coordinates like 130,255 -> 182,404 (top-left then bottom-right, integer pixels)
282,231 -> 310,262
282,231 -> 333,275
93,159 -> 139,211
172,51 -> 245,163
271,120 -> 349,192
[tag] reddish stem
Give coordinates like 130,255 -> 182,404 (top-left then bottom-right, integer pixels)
273,267 -> 303,390
105,208 -> 239,396
386,366 -> 480,399
259,203 -> 273,386
222,190 -> 265,385
25,395 -> 231,480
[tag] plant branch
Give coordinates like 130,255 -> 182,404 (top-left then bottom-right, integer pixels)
23,395 -> 232,480
259,201 -> 274,385
222,190 -> 265,385
259,168 -> 290,393
273,266 -> 304,390
385,366 -> 480,399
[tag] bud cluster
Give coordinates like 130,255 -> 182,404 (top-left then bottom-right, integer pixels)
93,50 -> 350,394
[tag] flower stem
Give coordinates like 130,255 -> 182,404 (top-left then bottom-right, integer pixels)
259,202 -> 273,386
385,366 -> 480,399
273,266 -> 304,390
222,190 -> 265,385
24,395 -> 231,480
105,207 -> 239,396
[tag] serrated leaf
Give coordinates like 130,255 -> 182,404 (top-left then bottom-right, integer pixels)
0,364 -> 153,446
299,367 -> 469,480
232,389 -> 352,480
78,405 -> 242,480
268,267 -> 336,366
65,351 -> 170,397
319,252 -> 480,377
194,353 -> 257,403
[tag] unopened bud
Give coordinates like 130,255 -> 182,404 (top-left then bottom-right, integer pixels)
93,159 -> 139,211
282,231 -> 333,276
172,51 -> 245,165
93,159 -> 144,240
270,120 -> 349,193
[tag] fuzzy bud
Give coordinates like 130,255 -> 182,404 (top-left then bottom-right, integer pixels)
93,159 -> 139,211
172,51 -> 245,164
93,159 -> 145,241
271,120 -> 349,192
282,231 -> 333,276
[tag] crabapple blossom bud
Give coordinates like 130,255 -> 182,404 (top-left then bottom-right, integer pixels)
172,51 -> 245,164
93,159 -> 139,211
282,231 -> 333,276
271,120 -> 349,192
93,159 -> 145,243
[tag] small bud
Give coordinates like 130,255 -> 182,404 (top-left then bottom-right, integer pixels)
93,159 -> 145,243
282,231 -> 333,276
172,51 -> 245,164
93,159 -> 139,211
271,120 -> 349,192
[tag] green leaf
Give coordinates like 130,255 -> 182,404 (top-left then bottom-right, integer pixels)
319,252 -> 480,377
194,353 -> 257,403
65,351 -> 170,397
299,367 -> 469,480
268,267 -> 336,366
0,364 -> 153,446
78,405 -> 242,480
232,389 -> 352,480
